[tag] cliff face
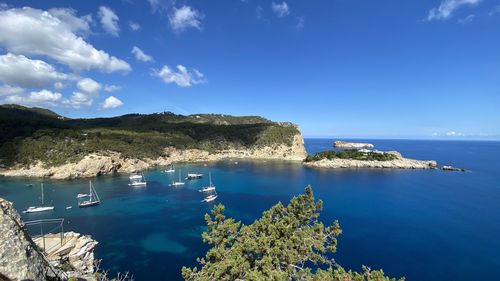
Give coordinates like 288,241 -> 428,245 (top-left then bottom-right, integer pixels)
0,198 -> 47,281
0,198 -> 99,280
0,132 -> 307,179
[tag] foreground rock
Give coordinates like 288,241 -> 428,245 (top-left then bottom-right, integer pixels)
33,232 -> 98,278
0,198 -> 47,281
0,133 -> 306,179
334,141 -> 374,149
0,197 -> 99,280
304,151 -> 437,170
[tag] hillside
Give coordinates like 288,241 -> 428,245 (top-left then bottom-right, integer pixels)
0,105 -> 305,170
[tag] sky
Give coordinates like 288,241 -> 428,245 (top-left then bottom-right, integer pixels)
0,0 -> 499,139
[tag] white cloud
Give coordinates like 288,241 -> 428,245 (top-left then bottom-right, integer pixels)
129,21 -> 140,31
153,65 -> 206,87
0,53 -> 71,88
104,84 -> 121,92
5,89 -> 62,107
168,6 -> 203,32
102,96 -> 124,109
0,85 -> 24,96
0,7 -> 131,72
489,5 -> 500,16
54,82 -> 65,90
458,14 -> 475,23
48,8 -> 93,35
256,5 -> 264,19
98,6 -> 120,37
296,16 -> 305,29
426,0 -> 481,21
63,92 -> 93,108
446,131 -> 465,136
271,2 -> 290,18
77,78 -> 101,96
132,46 -> 153,62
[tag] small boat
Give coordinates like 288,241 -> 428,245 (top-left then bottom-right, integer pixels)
76,193 -> 90,198
164,164 -> 175,173
199,172 -> 216,192
186,173 -> 203,180
24,183 -> 54,213
201,193 -> 218,203
26,183 -> 33,187
129,172 -> 147,187
170,169 -> 185,187
66,206 -> 72,210
78,181 -> 100,208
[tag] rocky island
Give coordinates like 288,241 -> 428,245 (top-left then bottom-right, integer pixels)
0,105 -> 306,179
334,140 -> 374,149
303,149 -> 437,169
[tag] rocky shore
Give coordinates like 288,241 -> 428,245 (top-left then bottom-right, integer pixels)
0,197 -> 98,281
0,134 -> 306,179
334,141 -> 374,149
303,151 -> 437,170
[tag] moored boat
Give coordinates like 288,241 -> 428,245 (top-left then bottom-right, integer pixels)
24,183 -> 54,213
78,181 -> 100,208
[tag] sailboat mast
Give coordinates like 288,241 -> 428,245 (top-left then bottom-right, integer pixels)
179,169 -> 181,182
89,181 -> 93,201
41,183 -> 44,205
209,172 -> 212,187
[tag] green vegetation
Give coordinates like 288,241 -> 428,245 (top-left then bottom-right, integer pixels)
0,105 -> 300,167
304,149 -> 398,163
182,186 -> 403,281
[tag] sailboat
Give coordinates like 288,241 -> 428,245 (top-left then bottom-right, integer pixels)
78,181 -> 100,207
128,172 -> 147,187
186,173 -> 203,180
164,164 -> 175,173
169,169 -> 185,187
199,172 -> 216,192
201,190 -> 218,203
24,183 -> 54,213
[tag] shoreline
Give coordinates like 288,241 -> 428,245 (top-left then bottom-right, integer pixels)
303,157 -> 437,170
0,134 -> 307,179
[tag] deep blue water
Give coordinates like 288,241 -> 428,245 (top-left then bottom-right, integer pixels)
1,139 -> 499,281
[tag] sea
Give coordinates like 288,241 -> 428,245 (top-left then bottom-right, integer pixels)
0,139 -> 499,281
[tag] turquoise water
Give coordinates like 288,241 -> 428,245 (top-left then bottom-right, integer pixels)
1,139 -> 499,280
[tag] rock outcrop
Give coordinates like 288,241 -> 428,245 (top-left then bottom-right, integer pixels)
0,198 -> 47,281
334,141 -> 374,149
33,232 -> 98,277
0,197 -> 98,280
304,151 -> 437,170
0,133 -> 307,180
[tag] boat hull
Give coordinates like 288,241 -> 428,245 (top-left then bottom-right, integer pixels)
24,206 -> 54,213
78,201 -> 100,208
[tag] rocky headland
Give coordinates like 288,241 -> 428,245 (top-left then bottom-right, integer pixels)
0,105 -> 307,180
304,151 -> 437,170
0,133 -> 306,179
334,141 -> 374,149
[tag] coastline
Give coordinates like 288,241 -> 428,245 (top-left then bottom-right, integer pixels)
0,134 -> 307,179
303,156 -> 437,170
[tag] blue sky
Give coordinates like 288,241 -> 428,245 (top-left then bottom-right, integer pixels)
0,0 -> 499,139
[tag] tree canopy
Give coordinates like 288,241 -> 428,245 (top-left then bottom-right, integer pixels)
182,186 -> 404,281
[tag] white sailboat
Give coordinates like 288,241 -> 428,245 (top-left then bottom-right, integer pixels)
164,164 -> 175,173
199,172 -> 216,192
78,181 -> 100,207
169,169 -> 185,187
201,191 -> 218,203
129,172 -> 147,187
186,173 -> 203,180
24,183 -> 54,213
